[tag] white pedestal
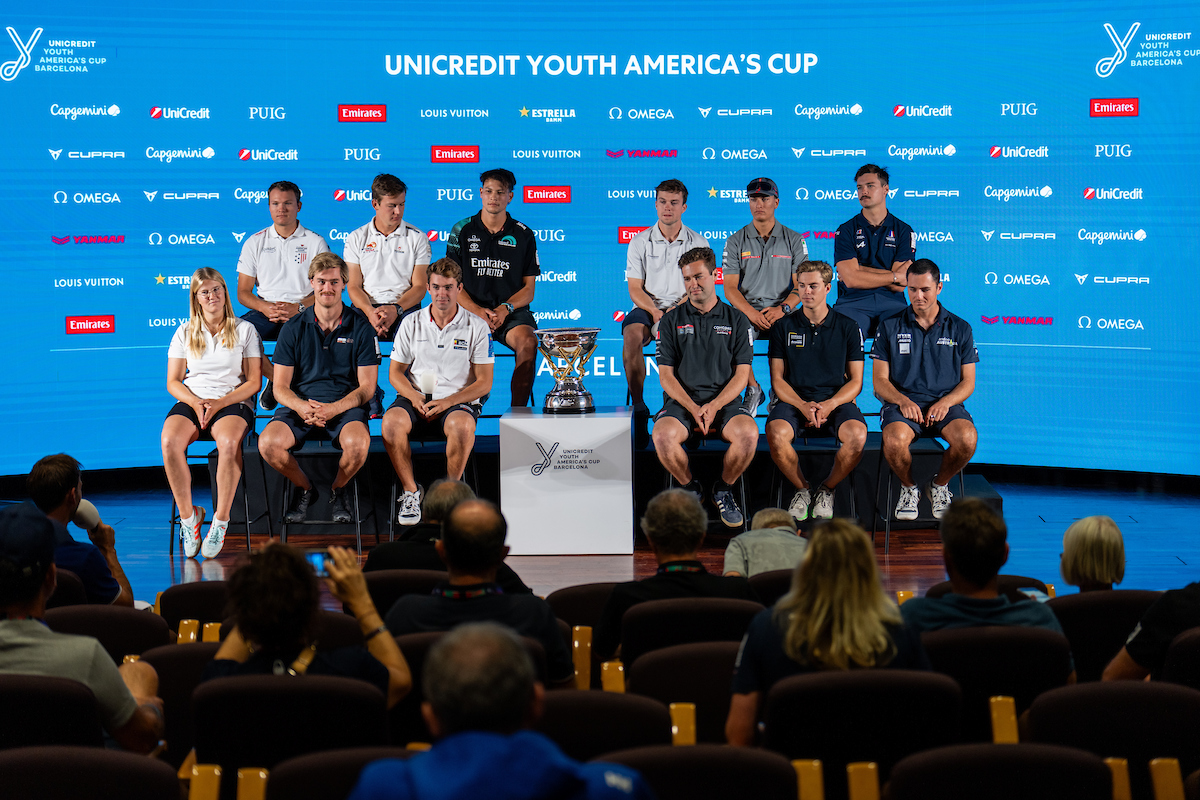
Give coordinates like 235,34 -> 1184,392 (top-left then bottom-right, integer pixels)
499,407 -> 633,555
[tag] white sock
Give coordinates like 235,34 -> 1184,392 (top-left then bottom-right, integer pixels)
211,519 -> 229,527
180,512 -> 195,527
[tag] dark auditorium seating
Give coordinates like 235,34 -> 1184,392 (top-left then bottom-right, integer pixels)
43,604 -> 171,663
625,641 -> 740,743
1047,589 -> 1162,682
217,609 -> 365,650
596,744 -> 798,800
357,569 -> 448,617
747,569 -> 793,607
0,745 -> 180,800
546,582 -> 618,688
138,641 -> 220,769
265,747 -> 415,800
619,597 -> 764,668
536,690 -> 672,762
157,580 -> 229,633
45,568 -> 88,609
1162,627 -> 1200,690
885,743 -> 1112,800
0,675 -> 103,749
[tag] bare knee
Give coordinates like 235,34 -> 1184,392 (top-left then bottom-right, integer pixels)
840,422 -> 868,452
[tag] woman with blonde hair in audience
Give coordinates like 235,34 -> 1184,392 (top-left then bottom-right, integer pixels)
162,267 -> 262,560
1060,515 -> 1125,592
725,519 -> 929,745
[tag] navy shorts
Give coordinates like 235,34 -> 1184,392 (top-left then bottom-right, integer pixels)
621,307 -> 663,342
386,396 -> 480,441
166,402 -> 254,440
372,302 -> 422,342
655,397 -> 752,442
832,294 -> 908,340
270,405 -> 370,449
241,309 -> 286,342
767,401 -> 866,441
493,306 -> 537,349
881,402 -> 974,437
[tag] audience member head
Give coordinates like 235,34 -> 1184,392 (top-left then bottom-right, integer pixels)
27,453 -> 82,518
423,479 -> 475,524
0,503 -> 58,609
422,622 -> 540,738
940,499 -> 1009,593
1060,515 -> 1125,591
225,541 -> 320,653
438,499 -> 509,576
775,519 -> 900,670
640,489 -> 707,561
750,508 -> 798,534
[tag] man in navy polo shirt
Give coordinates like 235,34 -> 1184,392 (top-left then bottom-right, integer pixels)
766,261 -> 868,522
653,247 -> 757,527
258,252 -> 381,524
832,165 -> 915,338
873,259 -> 978,521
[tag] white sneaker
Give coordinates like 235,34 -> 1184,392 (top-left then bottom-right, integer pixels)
928,481 -> 954,520
812,487 -> 835,520
787,489 -> 811,522
200,519 -> 228,559
180,507 -> 205,558
743,384 -> 765,417
397,487 -> 423,526
895,486 -> 920,521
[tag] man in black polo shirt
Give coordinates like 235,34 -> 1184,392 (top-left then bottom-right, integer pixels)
594,489 -> 757,661
766,260 -> 867,522
873,259 -> 978,521
446,168 -> 540,408
832,164 -> 915,338
382,499 -> 572,686
653,247 -> 758,528
258,252 -> 381,524
1103,582 -> 1200,681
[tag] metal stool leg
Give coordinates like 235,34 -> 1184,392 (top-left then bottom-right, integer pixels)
884,470 -> 894,555
351,477 -> 362,555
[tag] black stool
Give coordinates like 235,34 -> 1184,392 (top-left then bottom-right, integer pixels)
662,433 -> 750,532
276,434 -> 380,554
387,440 -> 480,542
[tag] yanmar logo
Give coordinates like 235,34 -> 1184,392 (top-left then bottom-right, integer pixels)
607,149 -> 677,158
431,146 -> 479,163
981,314 -> 1053,325
800,231 -> 836,240
618,226 -> 649,244
524,186 -> 571,203
52,234 -> 125,244
893,104 -> 952,117
338,104 -> 386,122
1090,98 -> 1139,117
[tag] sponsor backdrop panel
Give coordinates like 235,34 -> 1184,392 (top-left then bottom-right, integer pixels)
1,1 -> 1197,475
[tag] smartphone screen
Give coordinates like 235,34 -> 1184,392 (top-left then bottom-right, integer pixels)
304,549 -> 329,577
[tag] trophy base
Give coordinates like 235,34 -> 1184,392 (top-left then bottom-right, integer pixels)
543,392 -> 596,414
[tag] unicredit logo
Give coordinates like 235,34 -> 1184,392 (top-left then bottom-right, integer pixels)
1084,186 -> 1144,200
618,226 -> 649,244
431,146 -> 479,163
338,104 -> 387,122
150,106 -> 211,119
524,186 -> 571,203
893,104 -> 952,117
990,145 -> 1049,158
1090,98 -> 1138,117
238,148 -> 298,161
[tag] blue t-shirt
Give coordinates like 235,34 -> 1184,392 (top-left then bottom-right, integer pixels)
872,305 -> 978,405
51,519 -> 119,605
272,303 -> 380,403
833,212 -> 915,303
900,593 -> 1067,636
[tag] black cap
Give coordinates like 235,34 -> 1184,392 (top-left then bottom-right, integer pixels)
0,503 -> 56,576
746,177 -> 779,198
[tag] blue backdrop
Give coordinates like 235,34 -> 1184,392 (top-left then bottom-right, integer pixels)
3,0 -> 1197,475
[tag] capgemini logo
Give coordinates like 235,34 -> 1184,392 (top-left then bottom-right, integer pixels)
1096,22 -> 1140,77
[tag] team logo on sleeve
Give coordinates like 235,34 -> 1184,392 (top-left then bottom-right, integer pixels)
789,332 -> 806,348
294,244 -> 308,264
487,335 -> 494,357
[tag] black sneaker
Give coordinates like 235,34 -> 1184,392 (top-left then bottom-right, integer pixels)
329,487 -> 353,523
284,486 -> 317,523
260,380 -> 278,411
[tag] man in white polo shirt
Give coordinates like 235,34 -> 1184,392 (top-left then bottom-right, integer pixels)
344,173 -> 432,341
236,180 -> 330,408
383,258 -> 495,525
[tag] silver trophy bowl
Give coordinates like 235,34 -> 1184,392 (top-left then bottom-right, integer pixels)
536,327 -> 601,413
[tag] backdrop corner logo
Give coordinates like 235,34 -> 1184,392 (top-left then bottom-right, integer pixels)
531,441 -> 559,476
1,26 -> 42,81
1095,22 -> 1140,77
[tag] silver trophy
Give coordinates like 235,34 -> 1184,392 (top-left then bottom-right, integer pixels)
536,327 -> 601,413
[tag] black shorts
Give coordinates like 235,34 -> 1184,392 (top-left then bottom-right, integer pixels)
386,396 -> 480,441
493,306 -> 537,349
654,397 -> 752,441
165,402 -> 254,440
832,293 -> 908,340
270,405 -> 370,449
881,402 -> 973,437
622,307 -> 662,338
241,309 -> 285,342
767,401 -> 866,441
373,302 -> 422,342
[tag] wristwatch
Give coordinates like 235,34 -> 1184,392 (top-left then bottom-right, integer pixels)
781,303 -> 793,316
502,302 -> 515,313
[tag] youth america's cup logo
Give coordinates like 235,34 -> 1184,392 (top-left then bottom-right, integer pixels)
2,26 -> 42,81
531,442 -> 559,476
1095,22 -> 1140,78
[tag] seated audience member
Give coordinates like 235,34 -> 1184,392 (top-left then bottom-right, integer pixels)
1103,580 -> 1200,681
363,479 -> 531,594
593,489 -> 757,661
27,454 -> 133,607
1060,515 -> 1125,593
348,622 -> 651,800
203,541 -> 411,709
900,499 -> 1069,638
726,519 -> 929,745
723,508 -> 809,578
383,500 -> 573,686
0,503 -> 164,753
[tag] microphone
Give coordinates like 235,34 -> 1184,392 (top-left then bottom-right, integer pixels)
418,371 -> 437,403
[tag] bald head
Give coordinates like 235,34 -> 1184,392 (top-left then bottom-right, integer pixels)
442,499 -> 508,572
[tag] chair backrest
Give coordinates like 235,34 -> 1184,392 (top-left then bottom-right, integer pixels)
926,574 -> 1049,601
625,641 -> 741,744
1163,627 -> 1200,690
0,745 -> 180,799
43,605 -> 172,663
45,569 -> 88,609
0,675 -> 104,748
265,746 -> 415,800
762,670 -> 961,796
157,580 -> 230,632
1027,682 -> 1200,800
138,641 -> 221,769
1046,590 -> 1162,682
921,626 -> 1072,741
216,610 -> 366,651
596,744 -> 797,800
887,742 -> 1112,800
545,582 -> 620,629
360,570 -> 448,618
620,597 -> 765,667
535,690 -> 672,762
747,569 -> 793,608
